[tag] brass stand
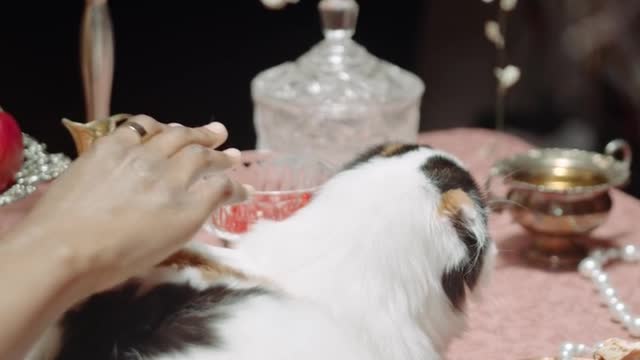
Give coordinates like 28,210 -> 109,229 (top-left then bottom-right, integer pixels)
80,0 -> 114,123
523,233 -> 589,271
63,0 -> 118,156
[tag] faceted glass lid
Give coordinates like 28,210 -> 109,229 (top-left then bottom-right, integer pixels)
251,0 -> 425,107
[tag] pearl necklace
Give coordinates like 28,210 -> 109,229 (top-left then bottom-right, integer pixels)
579,245 -> 640,334
0,133 -> 70,206
557,245 -> 640,359
557,341 -> 604,360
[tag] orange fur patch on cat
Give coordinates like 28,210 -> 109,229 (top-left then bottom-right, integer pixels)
438,189 -> 474,217
380,143 -> 406,157
158,249 -> 248,280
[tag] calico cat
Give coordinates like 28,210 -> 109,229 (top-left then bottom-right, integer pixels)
27,143 -> 496,360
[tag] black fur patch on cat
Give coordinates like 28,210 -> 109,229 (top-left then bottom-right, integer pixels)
55,280 -> 268,360
421,155 -> 480,198
421,155 -> 488,311
440,211 -> 486,311
343,143 -> 430,170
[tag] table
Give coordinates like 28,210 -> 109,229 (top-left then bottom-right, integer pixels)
419,129 -> 640,360
2,128 -> 639,360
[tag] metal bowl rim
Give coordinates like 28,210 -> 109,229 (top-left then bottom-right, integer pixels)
492,147 -> 630,195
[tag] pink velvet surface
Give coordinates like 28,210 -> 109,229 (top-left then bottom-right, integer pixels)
419,129 -> 640,360
2,128 -> 639,359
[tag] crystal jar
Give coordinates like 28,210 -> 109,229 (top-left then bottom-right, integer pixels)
251,0 -> 425,167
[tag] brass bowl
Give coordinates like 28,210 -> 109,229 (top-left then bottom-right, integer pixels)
62,114 -> 130,155
487,139 -> 632,270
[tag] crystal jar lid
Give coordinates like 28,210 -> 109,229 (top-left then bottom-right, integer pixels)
251,0 -> 425,109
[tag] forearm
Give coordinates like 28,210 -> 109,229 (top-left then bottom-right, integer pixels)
0,225 -> 95,360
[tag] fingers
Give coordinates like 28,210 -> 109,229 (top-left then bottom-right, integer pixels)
189,174 -> 251,214
98,116 -> 229,161
167,146 -> 242,186
141,121 -> 229,157
110,115 -> 166,146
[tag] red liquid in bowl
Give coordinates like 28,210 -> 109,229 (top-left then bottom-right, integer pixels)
212,191 -> 313,235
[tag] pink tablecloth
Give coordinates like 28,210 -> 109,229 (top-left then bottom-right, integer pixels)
419,129 -> 640,360
2,128 -> 640,360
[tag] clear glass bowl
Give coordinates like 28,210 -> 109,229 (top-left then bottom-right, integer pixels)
204,151 -> 334,242
251,0 -> 424,167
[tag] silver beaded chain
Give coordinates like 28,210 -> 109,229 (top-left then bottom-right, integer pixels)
0,133 -> 71,206
558,244 -> 640,359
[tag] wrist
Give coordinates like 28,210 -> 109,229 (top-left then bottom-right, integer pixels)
1,221 -> 100,303
0,225 -> 101,359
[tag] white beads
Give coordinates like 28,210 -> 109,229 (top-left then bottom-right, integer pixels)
590,268 -> 603,280
605,247 -> 621,260
607,296 -> 620,309
560,342 -> 574,352
614,302 -> 627,314
559,342 -> 575,360
623,244 -> 640,262
590,249 -> 605,262
595,273 -> 610,291
559,350 -> 572,360
612,308 -> 628,323
628,317 -> 640,337
603,287 -> 616,297
576,246 -> 640,340
558,342 -> 592,360
600,287 -> 616,304
578,258 -> 598,277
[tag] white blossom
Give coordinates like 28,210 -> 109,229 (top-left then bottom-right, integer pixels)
260,0 -> 299,9
484,21 -> 504,49
494,65 -> 521,90
500,0 -> 518,11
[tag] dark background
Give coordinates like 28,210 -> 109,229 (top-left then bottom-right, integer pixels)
0,0 -> 423,152
1,0 -> 639,196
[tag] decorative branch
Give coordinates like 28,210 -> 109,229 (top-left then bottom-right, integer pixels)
483,0 -> 521,132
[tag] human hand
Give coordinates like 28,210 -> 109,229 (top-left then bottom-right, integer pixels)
11,115 -> 249,293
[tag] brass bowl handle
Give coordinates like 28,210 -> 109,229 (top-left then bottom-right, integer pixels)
62,113 -> 131,156
604,139 -> 632,170
484,165 -> 508,213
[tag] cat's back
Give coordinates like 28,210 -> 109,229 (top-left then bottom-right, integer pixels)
149,290 -> 375,360
31,246 -> 373,360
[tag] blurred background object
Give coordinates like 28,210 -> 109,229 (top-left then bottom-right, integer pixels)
1,0 -> 639,196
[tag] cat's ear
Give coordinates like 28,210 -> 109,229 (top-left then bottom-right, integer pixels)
438,189 -> 474,218
438,188 -> 489,311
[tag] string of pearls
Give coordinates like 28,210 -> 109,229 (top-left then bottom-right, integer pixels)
579,245 -> 640,334
557,245 -> 640,359
0,133 -> 70,206
557,341 -> 604,360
